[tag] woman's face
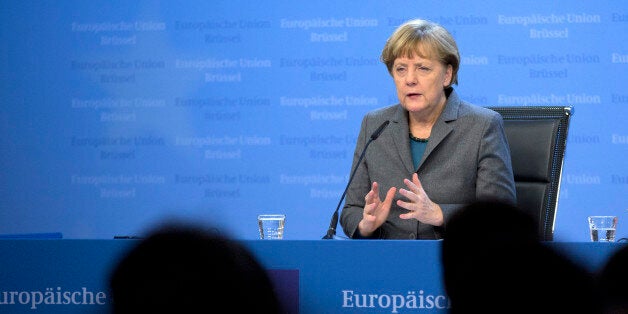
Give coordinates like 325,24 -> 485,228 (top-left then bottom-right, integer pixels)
392,53 -> 452,114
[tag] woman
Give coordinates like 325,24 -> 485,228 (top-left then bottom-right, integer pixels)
339,19 -> 516,239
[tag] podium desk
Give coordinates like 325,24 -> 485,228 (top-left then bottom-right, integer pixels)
0,239 -> 624,313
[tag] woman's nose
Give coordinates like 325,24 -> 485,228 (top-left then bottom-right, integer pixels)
405,71 -> 418,85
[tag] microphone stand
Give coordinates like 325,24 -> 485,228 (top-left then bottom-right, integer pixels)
322,120 -> 389,239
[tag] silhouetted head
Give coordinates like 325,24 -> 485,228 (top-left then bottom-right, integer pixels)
109,223 -> 282,313
597,245 -> 628,314
442,201 -> 598,313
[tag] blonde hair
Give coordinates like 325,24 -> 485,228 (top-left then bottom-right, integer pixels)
380,19 -> 460,87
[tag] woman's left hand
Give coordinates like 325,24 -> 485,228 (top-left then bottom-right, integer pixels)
397,173 -> 444,226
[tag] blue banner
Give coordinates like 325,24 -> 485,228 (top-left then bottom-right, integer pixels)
0,1 -> 627,241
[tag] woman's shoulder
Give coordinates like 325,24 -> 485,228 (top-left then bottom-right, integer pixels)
366,103 -> 398,118
459,100 -> 500,120
359,104 -> 400,132
443,88 -> 499,122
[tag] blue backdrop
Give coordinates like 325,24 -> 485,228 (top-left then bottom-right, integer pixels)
1,1 -> 627,241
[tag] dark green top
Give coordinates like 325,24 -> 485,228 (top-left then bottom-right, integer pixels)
410,134 -> 428,171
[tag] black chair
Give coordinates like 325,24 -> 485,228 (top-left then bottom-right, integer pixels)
488,106 -> 573,241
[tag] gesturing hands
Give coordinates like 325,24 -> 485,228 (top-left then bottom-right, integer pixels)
358,173 -> 444,237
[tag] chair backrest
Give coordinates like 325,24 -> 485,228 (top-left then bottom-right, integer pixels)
488,106 -> 573,241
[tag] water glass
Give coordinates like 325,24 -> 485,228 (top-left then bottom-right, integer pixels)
257,214 -> 285,239
587,216 -> 618,242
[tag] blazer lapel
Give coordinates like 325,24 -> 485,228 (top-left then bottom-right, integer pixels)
417,91 -> 461,171
391,106 -> 416,174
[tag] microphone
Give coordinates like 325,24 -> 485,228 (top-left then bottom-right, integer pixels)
322,120 -> 390,239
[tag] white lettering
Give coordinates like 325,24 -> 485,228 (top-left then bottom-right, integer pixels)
341,289 -> 451,311
0,287 -> 107,309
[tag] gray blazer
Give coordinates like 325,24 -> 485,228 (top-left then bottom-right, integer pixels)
339,89 -> 516,239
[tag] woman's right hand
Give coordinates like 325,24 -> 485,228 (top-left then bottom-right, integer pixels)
357,182 -> 397,237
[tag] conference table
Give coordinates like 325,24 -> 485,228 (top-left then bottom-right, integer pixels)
0,239 -> 624,313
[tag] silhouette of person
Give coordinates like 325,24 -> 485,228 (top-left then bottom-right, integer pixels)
109,222 -> 284,313
441,201 -> 599,313
597,244 -> 628,314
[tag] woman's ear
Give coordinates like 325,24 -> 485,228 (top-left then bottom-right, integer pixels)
443,64 -> 453,87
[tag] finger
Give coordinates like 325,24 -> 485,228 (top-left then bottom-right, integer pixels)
403,177 -> 419,193
381,187 -> 397,209
412,173 -> 423,190
396,198 -> 412,211
412,173 -> 432,204
398,187 -> 419,202
377,187 -> 396,221
371,181 -> 380,197
363,202 -> 377,216
399,211 -> 414,220
365,182 -> 377,203
397,198 -> 416,220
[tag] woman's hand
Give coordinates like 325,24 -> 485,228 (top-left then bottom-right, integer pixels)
397,173 -> 444,226
358,182 -> 397,237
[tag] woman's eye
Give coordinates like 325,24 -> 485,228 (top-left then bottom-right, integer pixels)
395,67 -> 407,75
419,66 -> 430,72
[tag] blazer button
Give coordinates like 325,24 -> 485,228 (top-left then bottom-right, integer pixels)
409,233 -> 416,239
